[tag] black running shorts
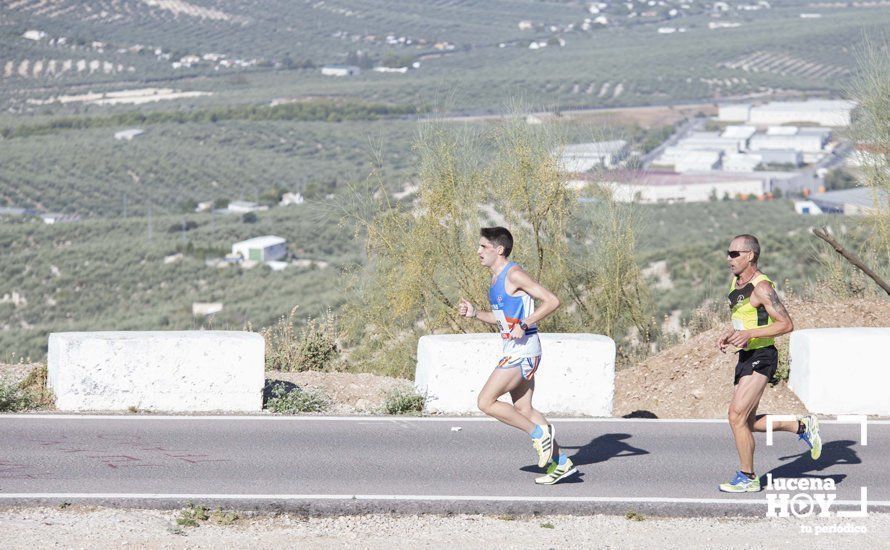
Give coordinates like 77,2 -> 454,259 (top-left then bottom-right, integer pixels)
734,345 -> 778,385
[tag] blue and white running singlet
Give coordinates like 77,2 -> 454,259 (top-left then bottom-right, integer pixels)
489,261 -> 542,358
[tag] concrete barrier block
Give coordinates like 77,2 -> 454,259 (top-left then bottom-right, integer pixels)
415,333 -> 615,416
47,331 -> 265,412
789,328 -> 890,415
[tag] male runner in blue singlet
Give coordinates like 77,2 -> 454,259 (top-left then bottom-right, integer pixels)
458,226 -> 577,485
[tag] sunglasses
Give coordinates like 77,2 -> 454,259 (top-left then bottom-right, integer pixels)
726,250 -> 750,258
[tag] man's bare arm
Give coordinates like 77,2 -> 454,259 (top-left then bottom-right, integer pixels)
738,282 -> 794,340
716,328 -> 735,353
458,297 -> 497,325
507,268 -> 561,326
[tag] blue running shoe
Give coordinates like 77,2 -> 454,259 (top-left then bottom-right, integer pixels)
798,414 -> 822,460
719,471 -> 761,493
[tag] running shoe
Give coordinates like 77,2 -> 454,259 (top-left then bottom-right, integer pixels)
798,414 -> 822,460
718,471 -> 761,493
532,424 -> 554,468
535,457 -> 578,485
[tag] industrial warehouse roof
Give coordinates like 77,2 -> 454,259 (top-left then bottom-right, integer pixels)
560,140 -> 628,155
588,170 -> 765,187
721,125 -> 756,139
233,235 -> 286,248
753,100 -> 856,112
810,187 -> 887,208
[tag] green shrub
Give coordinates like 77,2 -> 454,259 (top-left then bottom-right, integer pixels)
772,338 -> 790,386
18,365 -> 53,408
265,382 -> 330,414
343,114 -> 652,378
296,314 -> 340,371
382,387 -> 425,415
0,365 -> 51,412
210,508 -> 239,525
176,503 -> 210,527
262,307 -> 340,372
0,378 -> 33,412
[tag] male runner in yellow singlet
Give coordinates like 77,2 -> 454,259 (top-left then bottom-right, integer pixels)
717,234 -> 822,493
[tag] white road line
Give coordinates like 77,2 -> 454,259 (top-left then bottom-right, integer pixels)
0,493 -> 888,506
1,415 -> 888,424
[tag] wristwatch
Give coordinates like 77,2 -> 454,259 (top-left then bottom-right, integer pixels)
519,321 -> 529,331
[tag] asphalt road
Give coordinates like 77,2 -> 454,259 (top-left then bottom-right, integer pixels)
1,416 -> 887,516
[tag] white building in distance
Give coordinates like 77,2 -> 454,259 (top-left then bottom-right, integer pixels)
722,153 -> 762,172
227,201 -> 268,213
39,212 -> 80,224
721,125 -> 757,143
794,200 -> 823,215
675,150 -> 722,172
321,65 -> 361,77
720,100 -> 856,126
23,30 -> 47,41
591,171 -> 768,204
557,140 -> 628,171
749,134 -> 824,153
718,104 -> 752,122
808,188 -> 887,215
279,192 -> 305,206
657,133 -> 744,168
756,149 -> 803,166
114,128 -> 143,141
192,302 -> 223,316
373,66 -> 408,73
232,236 -> 287,262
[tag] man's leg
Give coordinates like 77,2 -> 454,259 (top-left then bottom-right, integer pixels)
509,369 -> 578,484
728,372 -> 769,473
477,367 -> 535,433
510,375 -> 560,457
751,411 -> 822,460
751,414 -> 799,433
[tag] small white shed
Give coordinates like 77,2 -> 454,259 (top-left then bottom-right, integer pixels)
232,236 -> 287,262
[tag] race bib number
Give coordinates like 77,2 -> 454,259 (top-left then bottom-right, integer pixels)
493,310 -> 511,334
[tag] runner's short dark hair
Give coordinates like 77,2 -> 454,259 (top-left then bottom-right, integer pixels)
734,234 -> 760,262
480,227 -> 513,257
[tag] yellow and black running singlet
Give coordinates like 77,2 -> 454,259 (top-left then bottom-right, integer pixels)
727,273 -> 775,351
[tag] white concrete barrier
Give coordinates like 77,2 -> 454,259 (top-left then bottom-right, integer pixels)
789,328 -> 890,416
47,331 -> 265,412
415,333 -> 615,416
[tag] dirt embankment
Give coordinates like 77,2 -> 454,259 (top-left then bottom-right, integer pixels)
266,370 -> 413,414
613,297 -> 890,419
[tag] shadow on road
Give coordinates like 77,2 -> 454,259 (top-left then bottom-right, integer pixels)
622,410 -> 658,419
520,433 -> 649,475
761,439 -> 860,486
566,433 -> 650,467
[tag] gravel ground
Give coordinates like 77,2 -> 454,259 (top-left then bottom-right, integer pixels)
0,507 -> 886,548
